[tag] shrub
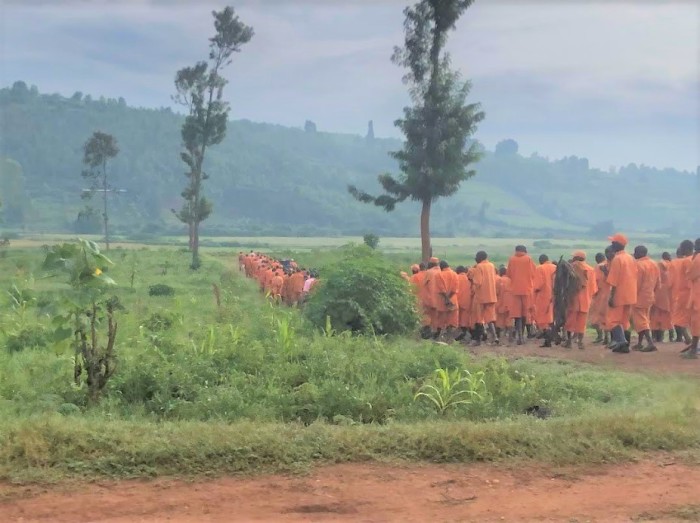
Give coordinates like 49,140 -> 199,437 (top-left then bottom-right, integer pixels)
304,244 -> 418,335
148,283 -> 175,297
5,326 -> 49,353
363,233 -> 380,249
143,311 -> 179,332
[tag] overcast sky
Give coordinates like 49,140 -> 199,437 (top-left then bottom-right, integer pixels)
1,0 -> 698,171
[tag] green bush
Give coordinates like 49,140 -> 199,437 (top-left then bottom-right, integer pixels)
148,283 -> 175,297
363,233 -> 380,249
304,245 -> 418,335
5,325 -> 49,353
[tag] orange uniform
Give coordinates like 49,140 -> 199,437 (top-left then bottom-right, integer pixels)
423,266 -> 441,329
533,261 -> 556,328
650,260 -> 673,331
409,271 -> 429,326
496,275 -> 513,328
456,272 -> 473,328
687,253 -> 700,337
288,271 -> 305,305
671,257 -> 692,328
473,260 -> 497,324
589,262 -> 609,328
436,268 -> 459,328
606,250 -> 638,331
632,256 -> 660,333
271,273 -> 284,300
506,252 -> 536,318
565,261 -> 597,334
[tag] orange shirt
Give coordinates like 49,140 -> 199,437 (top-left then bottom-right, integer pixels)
654,260 -> 672,312
534,261 -> 556,309
496,275 -> 512,314
607,250 -> 638,305
409,271 -> 425,296
571,261 -> 598,312
687,253 -> 700,311
506,252 -> 537,296
635,256 -> 660,309
289,272 -> 305,294
457,273 -> 472,309
472,260 -> 497,304
435,268 -> 459,311
271,275 -> 284,295
423,266 -> 441,309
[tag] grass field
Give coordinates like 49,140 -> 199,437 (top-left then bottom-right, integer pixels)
0,239 -> 697,484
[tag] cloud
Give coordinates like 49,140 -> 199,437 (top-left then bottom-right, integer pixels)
0,0 -> 698,170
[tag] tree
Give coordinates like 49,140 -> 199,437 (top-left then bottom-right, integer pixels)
0,157 -> 28,226
348,0 -> 485,261
173,6 -> 254,269
495,138 -> 518,156
304,120 -> 317,133
81,131 -> 119,250
366,120 -> 375,142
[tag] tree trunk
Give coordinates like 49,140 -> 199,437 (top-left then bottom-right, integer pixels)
102,160 -> 109,250
188,221 -> 195,251
191,218 -> 200,269
420,199 -> 432,263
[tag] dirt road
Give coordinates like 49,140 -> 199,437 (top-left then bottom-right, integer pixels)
2,458 -> 699,522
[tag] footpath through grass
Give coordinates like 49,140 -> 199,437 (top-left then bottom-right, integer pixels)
0,245 -> 698,482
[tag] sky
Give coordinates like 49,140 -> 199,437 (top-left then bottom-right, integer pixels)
1,0 -> 699,171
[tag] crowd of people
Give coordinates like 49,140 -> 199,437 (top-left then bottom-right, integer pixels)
239,252 -> 318,307
403,235 -> 700,358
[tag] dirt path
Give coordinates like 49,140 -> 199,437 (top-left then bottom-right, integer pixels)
468,338 -> 700,376
2,458 -> 699,522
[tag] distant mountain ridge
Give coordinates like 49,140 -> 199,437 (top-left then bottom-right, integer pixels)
1,81 -> 698,238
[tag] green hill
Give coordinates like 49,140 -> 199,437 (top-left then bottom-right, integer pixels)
1,81 -> 698,239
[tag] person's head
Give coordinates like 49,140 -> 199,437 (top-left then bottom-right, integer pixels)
498,265 -> 507,276
456,265 -> 466,274
595,253 -> 605,264
676,247 -> 682,258
605,246 -> 615,261
679,239 -> 694,257
475,251 -> 488,263
662,251 -> 672,262
633,245 -> 648,260
515,245 -> 527,254
439,260 -> 449,270
539,254 -> 549,264
419,262 -> 426,271
607,233 -> 628,252
427,261 -> 437,269
572,250 -> 586,262
410,264 -> 420,274
695,238 -> 700,253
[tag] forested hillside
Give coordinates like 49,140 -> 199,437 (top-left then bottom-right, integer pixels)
1,81 -> 698,238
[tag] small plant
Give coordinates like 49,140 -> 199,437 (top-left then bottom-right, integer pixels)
149,283 -> 175,297
144,311 -> 178,332
276,316 -> 296,353
414,367 -> 487,416
5,326 -> 49,353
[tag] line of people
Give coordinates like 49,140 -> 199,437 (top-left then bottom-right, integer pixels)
239,252 -> 319,306
404,235 -> 700,358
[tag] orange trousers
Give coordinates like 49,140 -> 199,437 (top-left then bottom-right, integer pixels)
607,304 -> 632,331
565,310 -> 588,334
475,303 -> 496,324
631,306 -> 651,333
650,306 -> 672,331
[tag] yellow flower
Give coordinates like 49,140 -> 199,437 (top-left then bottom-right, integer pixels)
94,268 -> 102,276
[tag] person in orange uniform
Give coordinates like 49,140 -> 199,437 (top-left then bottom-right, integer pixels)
288,269 -> 306,307
533,254 -> 556,347
455,266 -> 473,342
632,245 -> 660,352
506,245 -> 537,345
606,233 -> 638,353
435,261 -> 459,338
270,270 -> 284,303
671,240 -> 695,346
409,263 -> 430,337
496,265 -> 513,343
588,253 -> 608,344
683,238 -> 700,359
563,251 -> 597,349
472,251 -> 498,346
651,253 -> 673,343
423,257 -> 442,336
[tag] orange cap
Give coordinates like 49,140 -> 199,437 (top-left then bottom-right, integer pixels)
607,233 -> 628,247
429,257 -> 439,264
572,250 -> 586,260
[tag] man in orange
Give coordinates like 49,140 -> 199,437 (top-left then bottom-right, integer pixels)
651,254 -> 673,343
588,253 -> 608,344
287,268 -> 306,307
455,266 -> 473,342
496,265 -> 513,343
472,251 -> 498,346
435,260 -> 459,338
671,240 -> 694,346
632,245 -> 660,352
423,257 -> 441,337
533,254 -> 556,347
563,251 -> 597,350
683,238 -> 700,359
606,233 -> 638,353
506,245 -> 537,345
270,270 -> 284,304
409,263 -> 430,338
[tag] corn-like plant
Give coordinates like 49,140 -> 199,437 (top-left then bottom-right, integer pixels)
276,316 -> 296,353
414,367 -> 487,415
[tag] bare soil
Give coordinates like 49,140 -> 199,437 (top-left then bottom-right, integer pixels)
2,458 -> 699,522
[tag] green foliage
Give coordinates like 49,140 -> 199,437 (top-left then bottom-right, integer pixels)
414,367 -> 487,415
148,283 -> 175,297
5,326 -> 49,353
304,245 -> 418,335
363,233 -> 380,249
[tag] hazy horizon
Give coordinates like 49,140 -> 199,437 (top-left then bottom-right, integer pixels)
1,0 -> 699,171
